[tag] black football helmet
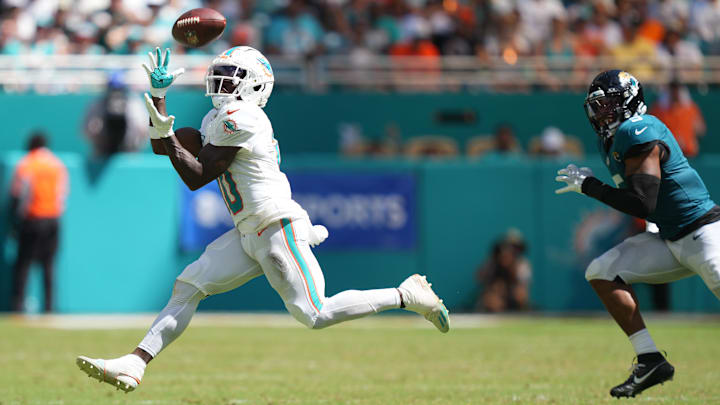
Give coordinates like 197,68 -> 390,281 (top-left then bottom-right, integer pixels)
584,70 -> 647,145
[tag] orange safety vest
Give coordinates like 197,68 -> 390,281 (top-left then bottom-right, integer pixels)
11,148 -> 68,218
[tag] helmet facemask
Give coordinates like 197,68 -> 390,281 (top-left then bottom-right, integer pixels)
205,56 -> 274,109
584,92 -> 624,143
206,64 -> 246,108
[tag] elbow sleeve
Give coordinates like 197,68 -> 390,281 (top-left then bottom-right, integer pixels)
627,174 -> 660,217
581,174 -> 660,219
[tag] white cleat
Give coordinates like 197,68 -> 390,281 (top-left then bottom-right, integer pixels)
76,355 -> 145,393
398,274 -> 450,333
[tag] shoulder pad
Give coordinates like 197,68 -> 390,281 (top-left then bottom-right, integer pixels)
219,102 -> 261,135
201,108 -> 218,126
200,108 -> 218,139
615,115 -> 659,155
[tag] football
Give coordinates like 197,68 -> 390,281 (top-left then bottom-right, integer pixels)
171,8 -> 226,48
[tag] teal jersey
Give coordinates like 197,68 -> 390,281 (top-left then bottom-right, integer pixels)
600,114 -> 715,239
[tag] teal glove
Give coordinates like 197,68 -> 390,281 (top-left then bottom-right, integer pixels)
141,47 -> 185,98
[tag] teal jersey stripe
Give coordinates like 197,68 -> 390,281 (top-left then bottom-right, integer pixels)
281,219 -> 323,311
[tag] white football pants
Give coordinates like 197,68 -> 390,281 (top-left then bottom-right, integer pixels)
585,220 -> 720,299
138,218 -> 400,358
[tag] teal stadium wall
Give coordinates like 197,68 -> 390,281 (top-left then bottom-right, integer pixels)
1,90 -> 719,313
4,89 -> 720,155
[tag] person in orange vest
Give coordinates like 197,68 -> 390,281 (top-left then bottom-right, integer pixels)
10,132 -> 68,313
649,80 -> 706,158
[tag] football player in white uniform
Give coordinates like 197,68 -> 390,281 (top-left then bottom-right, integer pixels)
76,47 -> 450,392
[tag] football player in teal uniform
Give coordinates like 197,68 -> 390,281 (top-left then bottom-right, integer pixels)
556,70 -> 720,398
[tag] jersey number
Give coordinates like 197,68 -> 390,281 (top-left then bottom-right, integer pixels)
218,171 -> 243,214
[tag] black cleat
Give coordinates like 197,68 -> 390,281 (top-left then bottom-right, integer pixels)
610,356 -> 674,398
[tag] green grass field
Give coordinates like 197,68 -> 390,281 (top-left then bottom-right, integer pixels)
1,314 -> 719,405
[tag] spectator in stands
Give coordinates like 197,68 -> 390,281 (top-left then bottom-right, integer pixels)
493,124 -> 520,154
438,9 -> 479,56
0,4 -> 33,54
650,80 -> 706,158
583,0 -> 623,56
2,0 -> 719,92
229,17 -> 261,51
535,126 -> 567,157
690,0 -> 720,55
371,0 -> 402,49
427,0 -> 455,50
528,126 -> 584,158
516,0 -> 566,52
656,29 -> 704,79
265,0 -> 325,57
68,23 -> 105,55
376,123 -> 402,157
31,21 -> 68,55
339,122 -> 367,157
389,35 -> 441,84
611,15 -> 657,81
622,0 -> 666,45
339,121 -> 402,157
545,16 -> 576,60
475,229 -> 532,313
467,123 -> 522,159
404,135 -> 458,158
347,22 -> 376,68
489,8 -> 532,62
389,36 -> 441,60
9,132 -> 68,313
651,0 -> 689,32
83,71 -> 147,157
528,126 -> 583,158
538,16 -> 578,89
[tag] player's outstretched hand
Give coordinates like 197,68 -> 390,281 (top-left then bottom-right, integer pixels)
555,163 -> 593,194
141,47 -> 185,98
144,93 -> 175,139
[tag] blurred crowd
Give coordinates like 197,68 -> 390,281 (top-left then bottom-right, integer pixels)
340,120 -> 588,159
0,0 -> 717,73
0,0 -> 710,159
339,79 -> 706,159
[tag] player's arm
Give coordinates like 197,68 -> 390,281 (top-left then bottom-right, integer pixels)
151,128 -> 203,156
8,171 -> 29,236
581,144 -> 662,218
149,97 -> 203,156
142,48 -> 188,153
145,93 -> 238,190
8,194 -> 20,236
556,144 -> 663,219
161,138 -> 239,191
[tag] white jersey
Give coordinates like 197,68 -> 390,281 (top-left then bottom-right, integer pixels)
200,100 -> 307,234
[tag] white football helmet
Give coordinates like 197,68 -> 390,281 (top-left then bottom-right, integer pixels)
205,46 -> 275,109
